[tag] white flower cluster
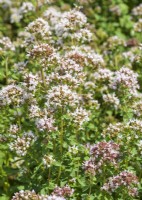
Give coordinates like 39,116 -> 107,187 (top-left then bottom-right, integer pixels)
132,4 -> 142,16
10,8 -> 23,23
71,107 -> 90,128
46,196 -> 66,200
110,67 -> 139,94
28,43 -> 54,58
59,59 -> 83,74
0,0 -> 11,9
65,46 -> 104,68
122,51 -> 136,63
37,0 -> 54,7
103,122 -> 124,138
0,85 -> 25,106
29,104 -> 43,118
43,154 -> 55,167
10,2 -> 35,24
29,99 -> 54,130
137,140 -> 142,155
15,31 -> 32,48
26,18 -> 51,37
102,171 -> 139,197
43,7 -> 62,26
68,145 -> 78,154
128,119 -> 142,132
9,131 -> 36,156
14,61 -> 28,71
55,8 -> 87,36
19,2 -> 35,14
103,93 -> 120,109
87,51 -> 105,67
46,71 -> 85,87
71,28 -> 93,42
52,185 -> 74,197
8,124 -> 19,138
46,59 -> 85,87
11,190 -> 66,200
84,81 -> 96,91
42,7 -> 94,45
11,190 -> 39,200
94,68 -> 113,81
83,141 -> 120,175
0,37 -> 15,52
22,72 -> 40,91
36,116 -> 57,132
134,18 -> 142,32
103,119 -> 142,143
132,100 -> 142,116
65,46 -> 87,65
46,85 -> 80,108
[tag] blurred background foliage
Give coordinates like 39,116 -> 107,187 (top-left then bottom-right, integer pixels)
0,0 -> 142,39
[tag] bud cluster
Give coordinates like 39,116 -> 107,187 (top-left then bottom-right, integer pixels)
83,142 -> 120,175
102,171 -> 139,197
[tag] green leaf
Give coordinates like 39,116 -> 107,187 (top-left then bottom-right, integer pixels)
0,195 -> 9,200
77,178 -> 86,187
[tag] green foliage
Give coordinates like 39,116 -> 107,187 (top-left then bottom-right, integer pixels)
0,0 -> 142,199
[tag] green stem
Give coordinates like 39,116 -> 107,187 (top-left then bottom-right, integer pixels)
53,138 -> 56,155
35,0 -> 39,11
60,107 -> 64,155
48,167 -> 51,182
41,68 -> 46,88
57,107 -> 64,183
5,56 -> 8,85
57,166 -> 62,184
75,125 -> 79,142
88,176 -> 92,199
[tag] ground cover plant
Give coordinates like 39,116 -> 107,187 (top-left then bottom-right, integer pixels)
0,0 -> 142,199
